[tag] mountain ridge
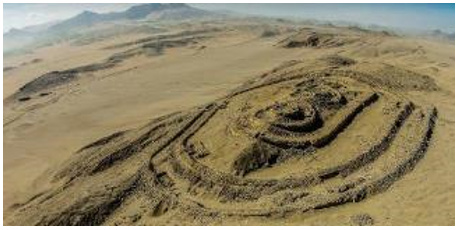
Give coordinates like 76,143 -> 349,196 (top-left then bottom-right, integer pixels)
3,3 -> 213,53
49,3 -> 203,31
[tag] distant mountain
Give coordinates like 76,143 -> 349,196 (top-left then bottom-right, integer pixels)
50,10 -> 103,31
144,4 -> 215,21
50,3 -> 210,31
21,21 -> 61,33
4,28 -> 37,53
3,3 -> 214,53
4,28 -> 32,38
124,3 -> 192,19
430,29 -> 454,41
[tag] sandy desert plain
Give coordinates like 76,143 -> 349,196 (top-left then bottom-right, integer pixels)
2,4 -> 455,226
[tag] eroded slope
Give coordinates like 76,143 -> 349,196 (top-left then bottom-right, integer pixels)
4,56 -> 440,226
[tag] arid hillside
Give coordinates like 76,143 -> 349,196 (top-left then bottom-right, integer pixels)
3,18 -> 455,225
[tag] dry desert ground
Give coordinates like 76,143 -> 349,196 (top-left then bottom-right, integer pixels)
3,18 -> 455,225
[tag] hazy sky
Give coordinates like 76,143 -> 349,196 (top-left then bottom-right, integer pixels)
194,3 -> 455,32
3,3 -> 455,33
3,3 -> 136,32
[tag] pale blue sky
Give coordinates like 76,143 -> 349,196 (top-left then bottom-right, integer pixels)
193,3 -> 455,33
